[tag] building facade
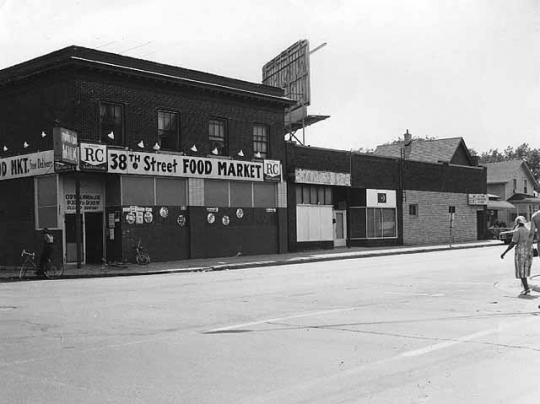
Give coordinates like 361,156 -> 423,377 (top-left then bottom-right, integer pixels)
286,141 -> 487,252
484,160 -> 540,226
0,46 -> 294,266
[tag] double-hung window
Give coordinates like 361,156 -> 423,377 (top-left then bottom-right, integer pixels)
158,111 -> 179,151
253,124 -> 268,159
100,102 -> 123,146
209,118 -> 227,155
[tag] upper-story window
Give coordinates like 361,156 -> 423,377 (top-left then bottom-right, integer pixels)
158,111 -> 179,151
100,102 -> 124,146
209,118 -> 227,155
524,179 -> 528,194
253,124 -> 268,159
513,179 -> 517,193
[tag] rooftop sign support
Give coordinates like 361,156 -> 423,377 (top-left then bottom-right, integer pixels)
262,40 -> 329,144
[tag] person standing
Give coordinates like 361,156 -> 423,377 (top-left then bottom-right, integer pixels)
501,216 -> 533,295
38,228 -> 54,277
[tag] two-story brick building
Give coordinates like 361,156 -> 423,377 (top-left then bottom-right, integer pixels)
0,46 -> 294,267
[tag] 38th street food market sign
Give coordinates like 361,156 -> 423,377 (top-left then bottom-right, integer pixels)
79,144 -> 281,182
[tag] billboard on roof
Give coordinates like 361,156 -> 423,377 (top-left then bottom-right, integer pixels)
262,39 -> 310,115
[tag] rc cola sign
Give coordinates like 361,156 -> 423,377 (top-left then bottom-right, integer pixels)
80,143 -> 107,171
263,159 -> 282,182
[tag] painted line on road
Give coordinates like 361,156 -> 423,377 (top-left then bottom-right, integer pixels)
204,306 -> 363,333
400,328 -> 497,357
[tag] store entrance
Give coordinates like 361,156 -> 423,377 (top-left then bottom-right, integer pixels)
65,212 -> 104,264
333,210 -> 347,247
85,212 -> 103,264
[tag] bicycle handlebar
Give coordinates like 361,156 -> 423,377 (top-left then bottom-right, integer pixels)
21,249 -> 35,258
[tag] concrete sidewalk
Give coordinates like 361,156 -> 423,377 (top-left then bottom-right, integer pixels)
2,239 -> 503,282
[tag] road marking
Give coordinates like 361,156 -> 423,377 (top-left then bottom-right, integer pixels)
205,306 -> 362,333
400,328 -> 497,357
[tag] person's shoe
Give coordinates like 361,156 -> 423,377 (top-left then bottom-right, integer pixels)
521,289 -> 531,296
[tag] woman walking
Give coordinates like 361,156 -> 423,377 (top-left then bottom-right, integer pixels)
501,216 -> 533,295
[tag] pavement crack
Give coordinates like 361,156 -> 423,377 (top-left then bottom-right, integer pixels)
267,322 -> 540,354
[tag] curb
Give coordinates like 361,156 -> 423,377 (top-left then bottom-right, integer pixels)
1,242 -> 500,282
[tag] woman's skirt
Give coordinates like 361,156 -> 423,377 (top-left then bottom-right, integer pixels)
514,243 -> 533,278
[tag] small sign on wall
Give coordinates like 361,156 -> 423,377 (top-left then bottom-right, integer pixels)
366,189 -> 396,208
468,194 -> 488,205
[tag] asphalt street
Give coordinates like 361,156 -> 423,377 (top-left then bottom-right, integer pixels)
1,246 -> 540,404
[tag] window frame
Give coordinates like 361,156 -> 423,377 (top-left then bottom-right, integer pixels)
208,118 -> 228,156
100,101 -> 124,146
253,123 -> 269,159
157,110 -> 180,151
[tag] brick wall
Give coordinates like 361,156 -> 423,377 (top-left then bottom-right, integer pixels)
403,190 -> 480,245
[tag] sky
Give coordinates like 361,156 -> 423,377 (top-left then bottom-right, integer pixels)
1,0 -> 539,154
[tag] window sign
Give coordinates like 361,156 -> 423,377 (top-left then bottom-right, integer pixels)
64,193 -> 103,213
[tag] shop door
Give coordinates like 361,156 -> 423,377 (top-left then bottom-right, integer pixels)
333,210 -> 347,247
65,214 -> 84,263
85,212 -> 104,264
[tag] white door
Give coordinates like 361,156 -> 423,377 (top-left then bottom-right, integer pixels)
333,210 -> 347,247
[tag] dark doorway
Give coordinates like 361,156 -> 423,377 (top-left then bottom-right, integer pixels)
65,213 -> 83,263
476,210 -> 487,240
85,212 -> 103,264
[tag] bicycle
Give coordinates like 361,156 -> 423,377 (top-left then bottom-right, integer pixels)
19,249 -> 64,280
134,239 -> 150,265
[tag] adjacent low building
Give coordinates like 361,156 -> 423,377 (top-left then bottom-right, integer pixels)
286,135 -> 488,252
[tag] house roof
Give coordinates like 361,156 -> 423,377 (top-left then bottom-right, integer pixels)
483,160 -> 540,190
373,137 -> 473,165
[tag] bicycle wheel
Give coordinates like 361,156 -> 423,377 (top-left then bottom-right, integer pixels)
136,252 -> 150,265
44,261 -> 63,279
19,262 -> 33,280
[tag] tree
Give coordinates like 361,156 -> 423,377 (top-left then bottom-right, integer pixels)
477,143 -> 540,185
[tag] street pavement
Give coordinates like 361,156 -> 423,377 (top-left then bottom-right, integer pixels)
1,239 -> 502,281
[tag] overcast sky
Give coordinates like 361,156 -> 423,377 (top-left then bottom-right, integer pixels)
1,0 -> 539,154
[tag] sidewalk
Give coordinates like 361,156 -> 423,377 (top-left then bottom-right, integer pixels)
1,239 -> 502,282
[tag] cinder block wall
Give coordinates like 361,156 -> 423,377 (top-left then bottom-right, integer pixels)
403,190 -> 480,245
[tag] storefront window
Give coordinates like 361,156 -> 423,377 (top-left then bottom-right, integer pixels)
121,176 -> 154,205
36,175 -> 58,228
367,208 -> 397,238
350,207 -> 396,239
296,184 -> 333,205
254,182 -> 276,207
205,180 -> 229,206
230,182 -> 252,207
156,178 -> 187,205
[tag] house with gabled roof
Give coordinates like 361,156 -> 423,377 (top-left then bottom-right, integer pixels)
369,133 -> 489,244
483,160 -> 540,225
373,136 -> 476,166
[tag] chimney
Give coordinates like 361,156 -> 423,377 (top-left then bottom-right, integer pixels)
403,129 -> 412,159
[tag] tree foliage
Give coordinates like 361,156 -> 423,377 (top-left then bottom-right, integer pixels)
476,143 -> 540,183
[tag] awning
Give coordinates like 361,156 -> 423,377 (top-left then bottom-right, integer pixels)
487,200 -> 515,210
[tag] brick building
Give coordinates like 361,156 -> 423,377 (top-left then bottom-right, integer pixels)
0,46 -> 294,266
286,135 -> 487,251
